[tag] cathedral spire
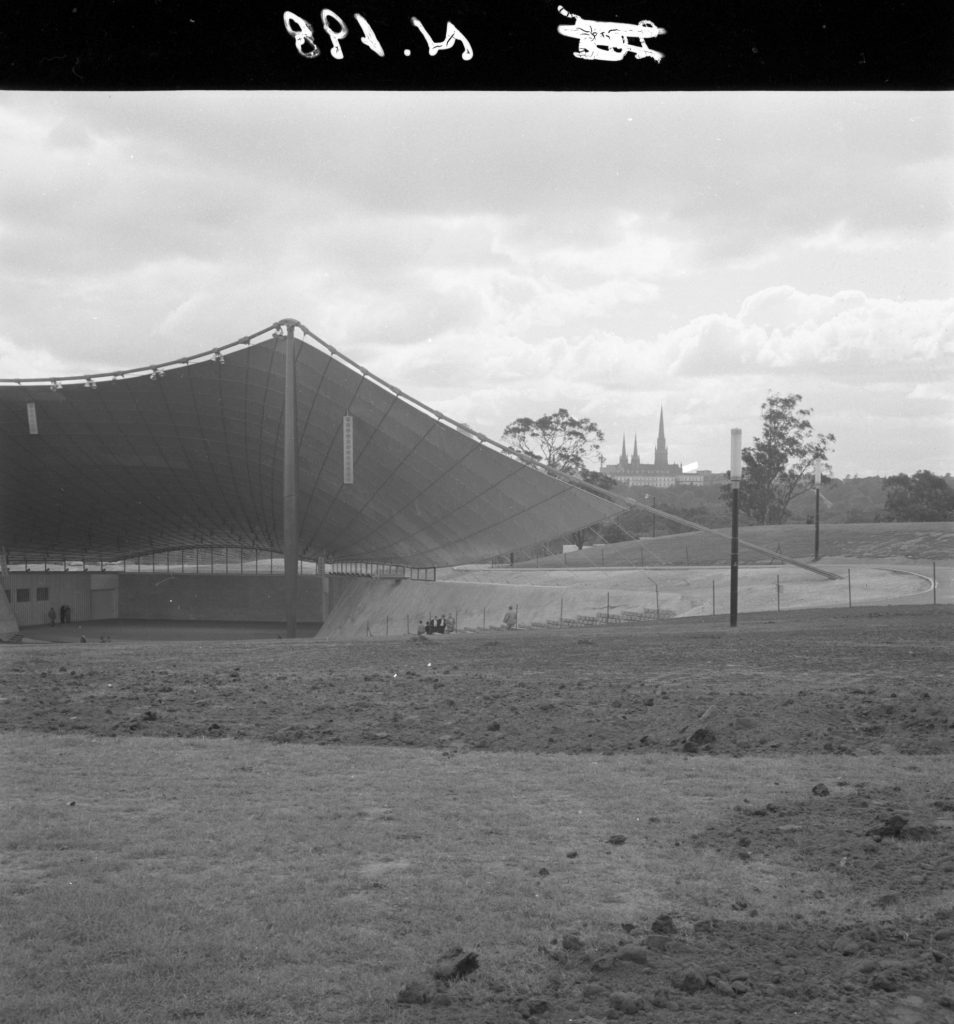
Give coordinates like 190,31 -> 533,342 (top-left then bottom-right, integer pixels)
654,407 -> 669,468
631,429 -> 639,465
620,434 -> 628,468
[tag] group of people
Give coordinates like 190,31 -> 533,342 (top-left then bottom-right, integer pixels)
47,604 -> 72,625
418,614 -> 453,635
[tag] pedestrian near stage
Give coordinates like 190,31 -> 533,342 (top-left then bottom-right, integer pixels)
502,605 -> 517,630
59,604 -> 66,624
48,607 -> 57,626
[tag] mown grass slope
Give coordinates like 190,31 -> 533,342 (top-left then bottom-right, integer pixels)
526,521 -> 952,568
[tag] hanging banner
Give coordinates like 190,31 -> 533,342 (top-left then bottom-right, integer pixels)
342,414 -> 354,484
26,401 -> 38,435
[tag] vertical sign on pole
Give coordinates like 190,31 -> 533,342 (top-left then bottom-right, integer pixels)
729,428 -> 742,628
342,414 -> 354,485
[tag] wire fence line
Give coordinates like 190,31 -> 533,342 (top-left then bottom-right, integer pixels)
337,562 -> 944,640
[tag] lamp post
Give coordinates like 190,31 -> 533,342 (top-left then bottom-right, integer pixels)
645,493 -> 656,538
813,460 -> 822,562
729,428 -> 742,627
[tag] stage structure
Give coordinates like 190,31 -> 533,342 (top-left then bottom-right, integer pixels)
0,319 -> 626,634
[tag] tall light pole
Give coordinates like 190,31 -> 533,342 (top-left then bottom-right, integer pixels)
645,493 -> 656,538
813,459 -> 822,562
283,322 -> 299,638
729,428 -> 742,627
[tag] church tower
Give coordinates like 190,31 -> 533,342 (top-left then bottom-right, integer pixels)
653,407 -> 669,468
631,429 -> 640,465
619,435 -> 629,470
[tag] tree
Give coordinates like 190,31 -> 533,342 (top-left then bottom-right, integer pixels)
501,408 -> 606,477
879,470 -> 954,522
727,393 -> 835,525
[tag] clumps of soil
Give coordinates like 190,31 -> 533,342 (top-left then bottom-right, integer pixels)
5,606 -> 952,759
390,782 -> 954,1022
682,726 -> 716,753
400,912 -> 953,1023
396,946 -> 479,1006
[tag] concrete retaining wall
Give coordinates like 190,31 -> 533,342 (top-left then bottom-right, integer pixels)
317,577 -> 610,639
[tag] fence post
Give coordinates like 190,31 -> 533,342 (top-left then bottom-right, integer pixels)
483,606 -> 486,629
606,592 -> 610,624
776,574 -> 781,612
848,568 -> 853,608
712,579 -> 716,617
933,561 -> 937,605
559,597 -> 563,628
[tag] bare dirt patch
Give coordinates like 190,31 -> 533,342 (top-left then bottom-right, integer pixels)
2,604 -> 952,1024
4,606 -> 951,759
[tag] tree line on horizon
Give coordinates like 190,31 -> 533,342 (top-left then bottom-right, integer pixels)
500,395 -> 953,550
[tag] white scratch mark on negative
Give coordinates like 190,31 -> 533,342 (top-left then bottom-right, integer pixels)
557,6 -> 666,63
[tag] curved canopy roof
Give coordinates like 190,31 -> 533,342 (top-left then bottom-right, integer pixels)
0,320 -> 624,568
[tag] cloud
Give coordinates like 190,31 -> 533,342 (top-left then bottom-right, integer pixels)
1,91 -> 952,477
667,288 -> 954,381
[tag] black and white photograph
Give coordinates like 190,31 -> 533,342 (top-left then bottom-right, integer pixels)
2,6 -> 953,1024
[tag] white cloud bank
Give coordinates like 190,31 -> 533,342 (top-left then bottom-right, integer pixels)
0,91 -> 952,477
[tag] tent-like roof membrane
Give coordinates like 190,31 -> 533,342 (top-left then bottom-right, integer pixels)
0,321 -> 624,567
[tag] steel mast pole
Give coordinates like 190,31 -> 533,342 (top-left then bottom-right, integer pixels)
283,322 -> 299,638
813,460 -> 822,562
729,428 -> 742,628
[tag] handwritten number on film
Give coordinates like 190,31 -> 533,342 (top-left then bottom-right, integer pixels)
283,7 -> 664,63
283,10 -> 474,60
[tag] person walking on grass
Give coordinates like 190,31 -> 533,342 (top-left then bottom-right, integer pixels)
503,605 -> 517,630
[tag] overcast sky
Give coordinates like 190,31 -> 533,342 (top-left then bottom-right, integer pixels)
1,90 -> 951,478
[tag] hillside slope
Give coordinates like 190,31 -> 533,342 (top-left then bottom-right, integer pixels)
525,522 -> 952,569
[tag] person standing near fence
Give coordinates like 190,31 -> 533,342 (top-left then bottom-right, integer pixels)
503,605 -> 517,630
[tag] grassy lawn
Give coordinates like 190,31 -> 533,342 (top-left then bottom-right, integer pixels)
3,733 -> 950,1023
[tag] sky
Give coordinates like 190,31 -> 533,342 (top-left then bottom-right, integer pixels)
1,90 -> 952,478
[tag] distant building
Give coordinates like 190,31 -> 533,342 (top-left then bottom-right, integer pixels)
605,408 -> 714,488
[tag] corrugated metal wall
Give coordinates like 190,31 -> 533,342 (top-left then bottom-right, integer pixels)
1,572 -> 110,627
